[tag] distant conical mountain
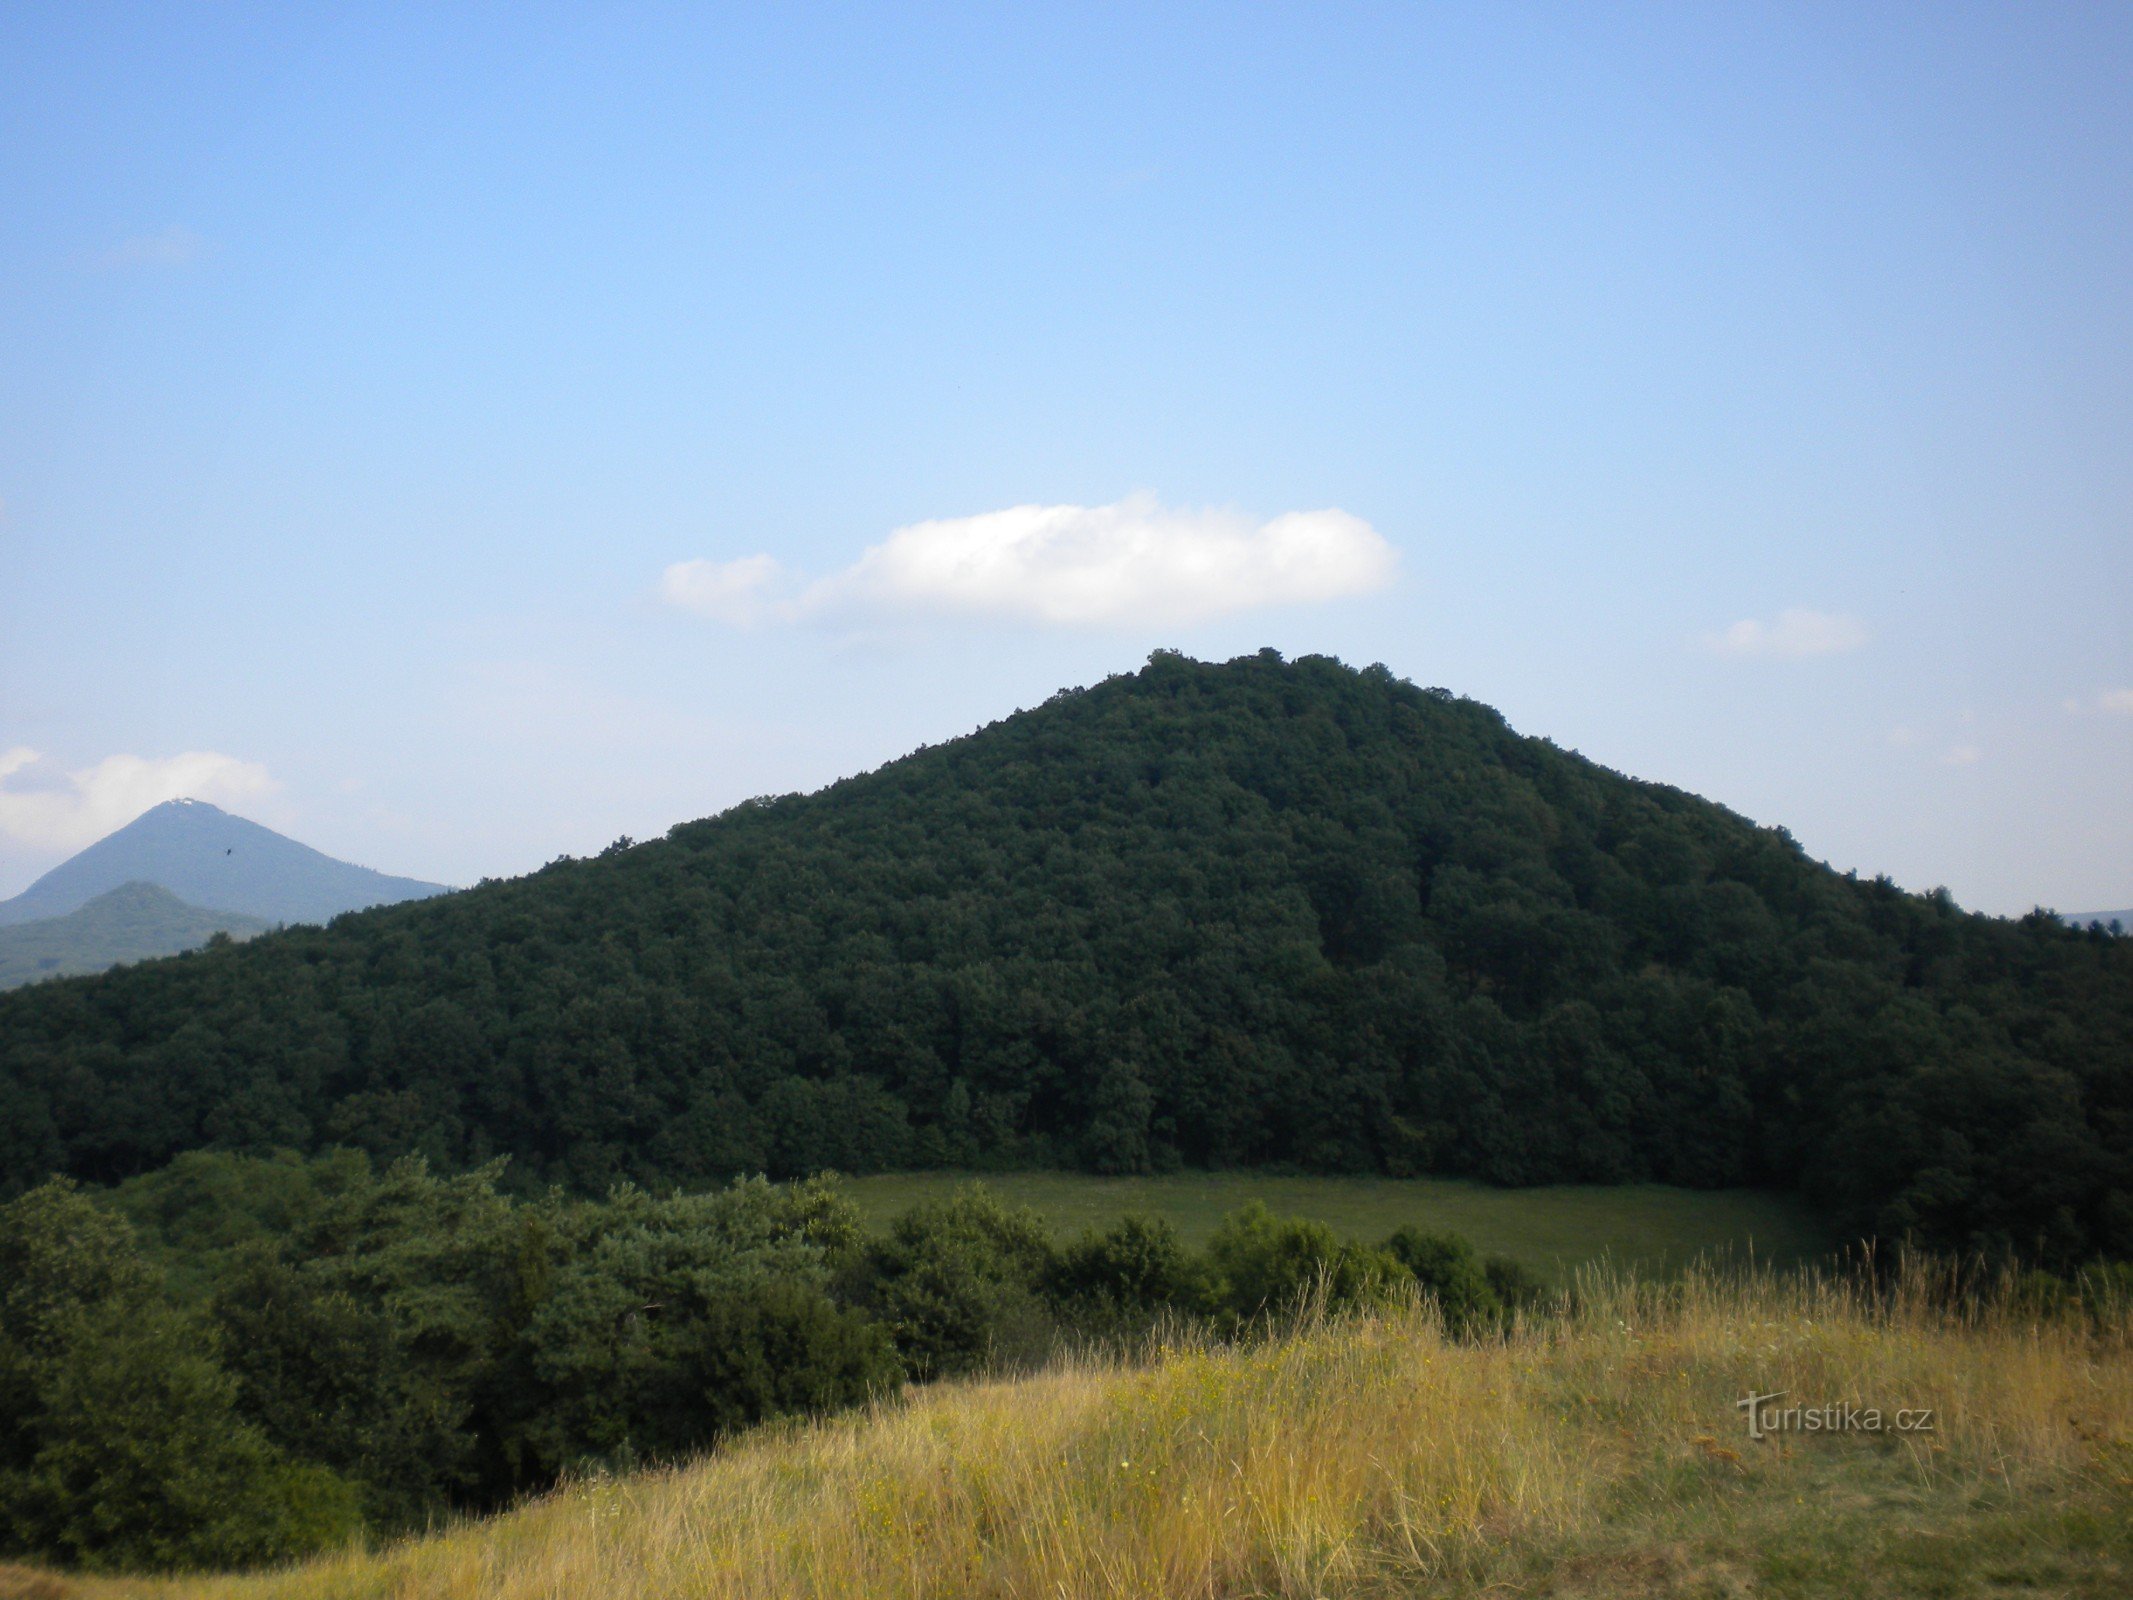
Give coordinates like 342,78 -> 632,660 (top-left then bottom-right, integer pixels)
0,798 -> 451,928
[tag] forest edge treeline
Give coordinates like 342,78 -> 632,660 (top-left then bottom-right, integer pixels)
0,1151 -> 1550,1570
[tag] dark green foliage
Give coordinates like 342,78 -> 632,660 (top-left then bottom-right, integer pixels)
2078,1260 -> 2133,1312
1202,1201 -> 1403,1322
860,1187 -> 1061,1379
229,1158 -> 537,1517
1480,1253 -> 1545,1317
109,1146 -> 373,1302
1050,1214 -> 1205,1329
512,1177 -> 880,1476
2008,1260 -> 2133,1329
1382,1226 -> 1500,1331
0,1181 -> 156,1369
204,1159 -> 888,1521
0,1157 -> 906,1568
1,652 -> 2128,1264
683,1279 -> 900,1438
0,1181 -> 360,1572
4,1306 -> 360,1572
212,1248 -> 469,1531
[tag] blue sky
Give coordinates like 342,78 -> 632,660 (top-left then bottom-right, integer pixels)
2,2 -> 2128,915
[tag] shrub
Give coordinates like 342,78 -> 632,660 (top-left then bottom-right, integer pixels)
684,1279 -> 901,1437
1482,1253 -> 1546,1317
1049,1214 -> 1204,1331
511,1178 -> 863,1479
864,1187 -> 1060,1379
213,1249 -> 473,1532
1381,1227 -> 1500,1332
1203,1203 -> 1402,1324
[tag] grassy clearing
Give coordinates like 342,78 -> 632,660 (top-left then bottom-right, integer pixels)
32,1264 -> 2131,1600
836,1170 -> 1832,1279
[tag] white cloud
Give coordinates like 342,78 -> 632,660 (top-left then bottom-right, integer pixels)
1942,744 -> 1983,767
662,495 -> 1398,631
823,497 -> 1397,626
0,749 -> 276,854
658,554 -> 787,627
87,224 -> 205,271
1704,608 -> 1870,659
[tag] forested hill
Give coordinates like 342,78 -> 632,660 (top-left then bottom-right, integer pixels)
1,651 -> 2127,1261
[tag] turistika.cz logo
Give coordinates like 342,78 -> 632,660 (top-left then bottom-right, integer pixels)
1736,1389 -> 1936,1441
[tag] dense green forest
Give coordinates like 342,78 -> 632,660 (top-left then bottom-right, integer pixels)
0,651 -> 2127,1261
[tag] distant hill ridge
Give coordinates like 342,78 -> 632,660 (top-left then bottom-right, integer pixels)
0,798 -> 451,928
2063,909 -> 2132,933
0,881 -> 272,990
0,651 -> 2127,1263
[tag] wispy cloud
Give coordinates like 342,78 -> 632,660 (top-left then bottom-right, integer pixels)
658,554 -> 787,628
85,224 -> 206,271
1703,608 -> 1869,659
1941,744 -> 1983,767
2061,689 -> 2133,717
661,495 -> 1398,631
0,748 -> 275,854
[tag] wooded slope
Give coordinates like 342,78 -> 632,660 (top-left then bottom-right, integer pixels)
2,651 -> 2126,1259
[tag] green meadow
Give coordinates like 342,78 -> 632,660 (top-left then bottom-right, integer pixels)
833,1171 -> 1834,1280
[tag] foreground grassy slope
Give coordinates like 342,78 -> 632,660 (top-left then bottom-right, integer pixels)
39,1269 -> 2131,1600
838,1172 -> 1832,1278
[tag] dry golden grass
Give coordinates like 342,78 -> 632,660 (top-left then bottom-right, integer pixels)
30,1264 -> 2133,1600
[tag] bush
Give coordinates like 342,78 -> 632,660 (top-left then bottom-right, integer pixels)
1381,1227 -> 1500,1332
505,1178 -> 863,1481
864,1187 -> 1060,1379
1482,1253 -> 1546,1317
685,1279 -> 901,1437
1203,1203 -> 1402,1324
216,1167 -> 892,1506
1049,1214 -> 1204,1331
2009,1260 -> 2133,1328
